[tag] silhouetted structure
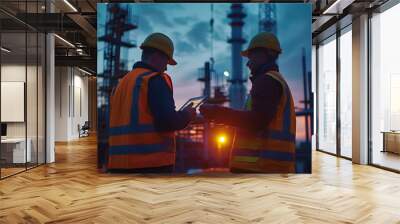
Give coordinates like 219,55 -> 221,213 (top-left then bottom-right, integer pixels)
259,4 -> 277,34
227,3 -> 247,109
97,4 -> 137,169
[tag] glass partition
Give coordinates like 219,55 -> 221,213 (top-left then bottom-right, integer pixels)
370,3 -> 400,171
0,0 -> 46,179
0,30 -> 28,177
339,27 -> 352,158
317,35 -> 337,154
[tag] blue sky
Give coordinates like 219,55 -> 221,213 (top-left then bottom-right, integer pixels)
98,3 -> 311,138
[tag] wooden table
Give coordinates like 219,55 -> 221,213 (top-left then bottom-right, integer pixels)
381,131 -> 400,154
1,138 -> 31,164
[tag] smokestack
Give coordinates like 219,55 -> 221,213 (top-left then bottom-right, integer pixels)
227,3 -> 246,109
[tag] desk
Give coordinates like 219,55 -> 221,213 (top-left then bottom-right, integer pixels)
382,131 -> 400,154
1,138 -> 31,163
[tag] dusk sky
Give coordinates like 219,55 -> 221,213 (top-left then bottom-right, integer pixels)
98,3 -> 312,140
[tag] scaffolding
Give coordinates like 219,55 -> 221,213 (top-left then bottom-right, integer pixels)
258,4 -> 277,34
294,47 -> 313,173
198,4 -> 229,105
97,3 -> 138,169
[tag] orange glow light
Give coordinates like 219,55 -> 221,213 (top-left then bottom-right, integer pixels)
217,135 -> 226,144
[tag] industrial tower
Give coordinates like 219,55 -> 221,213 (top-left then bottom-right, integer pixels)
97,3 -> 137,169
227,3 -> 246,109
258,4 -> 277,34
198,4 -> 228,105
98,4 -> 137,88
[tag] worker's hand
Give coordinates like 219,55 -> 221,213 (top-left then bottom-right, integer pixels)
199,104 -> 220,120
182,103 -> 197,121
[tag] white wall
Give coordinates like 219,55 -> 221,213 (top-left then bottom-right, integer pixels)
1,65 -> 25,130
55,67 -> 69,141
54,67 -> 89,141
72,72 -> 89,138
1,63 -> 46,164
1,65 -> 26,139
1,65 -> 39,137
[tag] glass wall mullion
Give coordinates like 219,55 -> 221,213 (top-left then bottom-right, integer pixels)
336,30 -> 341,157
36,0 -> 39,168
25,1 -> 28,171
367,11 -> 373,165
0,27 -> 2,179
316,45 -> 320,151
36,30 -> 39,168
317,34 -> 337,155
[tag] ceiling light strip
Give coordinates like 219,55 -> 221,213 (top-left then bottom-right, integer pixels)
78,67 -> 93,76
322,0 -> 342,15
54,34 -> 75,48
63,0 -> 78,12
1,47 -> 11,53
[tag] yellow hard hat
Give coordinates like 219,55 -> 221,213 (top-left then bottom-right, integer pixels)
140,33 -> 177,65
241,32 -> 282,57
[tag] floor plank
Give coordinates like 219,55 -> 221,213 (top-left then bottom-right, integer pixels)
0,135 -> 400,223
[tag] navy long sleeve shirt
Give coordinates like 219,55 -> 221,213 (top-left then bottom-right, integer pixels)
212,63 -> 282,132
132,62 -> 191,132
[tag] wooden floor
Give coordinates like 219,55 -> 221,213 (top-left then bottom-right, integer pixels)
1,167 -> 26,178
1,136 -> 400,224
372,151 -> 400,171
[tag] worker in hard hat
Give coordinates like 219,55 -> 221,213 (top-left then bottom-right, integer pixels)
200,32 -> 296,173
108,33 -> 196,173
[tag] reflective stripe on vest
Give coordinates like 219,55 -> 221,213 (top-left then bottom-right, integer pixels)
230,71 -> 296,173
108,68 -> 176,169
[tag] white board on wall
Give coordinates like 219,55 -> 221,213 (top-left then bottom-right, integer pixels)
1,82 -> 25,122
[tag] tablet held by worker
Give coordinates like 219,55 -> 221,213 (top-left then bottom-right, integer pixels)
97,3 -> 312,174
179,96 -> 207,111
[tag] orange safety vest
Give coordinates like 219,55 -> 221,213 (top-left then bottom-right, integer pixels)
108,68 -> 176,169
229,71 -> 296,173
